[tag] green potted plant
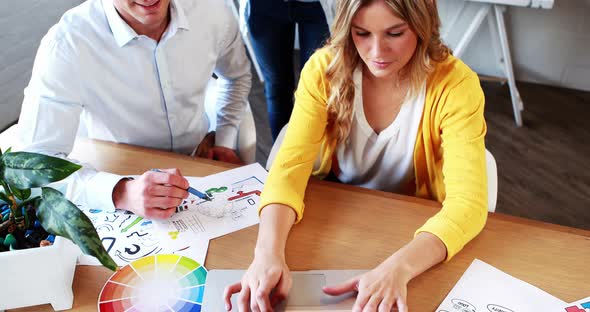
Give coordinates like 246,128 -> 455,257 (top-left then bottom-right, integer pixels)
0,147 -> 116,310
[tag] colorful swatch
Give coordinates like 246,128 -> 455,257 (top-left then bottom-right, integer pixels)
98,254 -> 207,311
565,301 -> 590,312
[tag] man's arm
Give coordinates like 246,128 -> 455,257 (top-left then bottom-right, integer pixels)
16,30 -> 125,212
211,4 -> 252,151
18,30 -> 82,157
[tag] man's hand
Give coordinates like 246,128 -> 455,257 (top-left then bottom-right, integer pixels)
112,168 -> 189,219
195,131 -> 243,165
208,146 -> 243,165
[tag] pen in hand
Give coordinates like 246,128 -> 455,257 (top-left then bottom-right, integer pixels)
150,169 -> 212,201
186,186 -> 212,201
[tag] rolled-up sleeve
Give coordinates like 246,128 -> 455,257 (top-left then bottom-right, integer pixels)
415,72 -> 488,260
17,30 -> 124,213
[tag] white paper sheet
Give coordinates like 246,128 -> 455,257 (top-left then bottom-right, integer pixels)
75,163 -> 267,267
562,296 -> 590,312
436,259 -> 565,312
76,206 -> 209,266
153,163 -> 268,249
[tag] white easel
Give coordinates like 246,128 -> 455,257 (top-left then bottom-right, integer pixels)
442,0 -> 554,126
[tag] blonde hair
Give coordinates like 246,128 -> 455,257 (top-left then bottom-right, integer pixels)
324,0 -> 450,144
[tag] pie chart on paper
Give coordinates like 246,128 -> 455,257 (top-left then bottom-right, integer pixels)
98,254 -> 207,311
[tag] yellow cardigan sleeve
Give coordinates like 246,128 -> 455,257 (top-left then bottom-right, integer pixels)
415,71 -> 488,260
258,49 -> 332,222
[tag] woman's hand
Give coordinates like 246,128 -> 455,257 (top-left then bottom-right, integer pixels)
323,258 -> 410,312
223,204 -> 297,311
224,248 -> 292,311
324,232 -> 447,312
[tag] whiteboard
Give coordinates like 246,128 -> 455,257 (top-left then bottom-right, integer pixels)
467,0 -> 554,8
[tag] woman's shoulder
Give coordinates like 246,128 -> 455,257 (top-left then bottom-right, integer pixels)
428,54 -> 480,91
296,47 -> 335,100
303,47 -> 335,72
425,54 -> 485,117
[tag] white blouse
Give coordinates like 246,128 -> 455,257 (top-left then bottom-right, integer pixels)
335,68 -> 426,193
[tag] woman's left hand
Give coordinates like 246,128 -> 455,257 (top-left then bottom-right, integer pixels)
323,233 -> 446,312
322,258 -> 410,312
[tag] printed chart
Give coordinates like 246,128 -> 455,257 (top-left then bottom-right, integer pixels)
98,254 -> 207,311
155,163 -> 268,248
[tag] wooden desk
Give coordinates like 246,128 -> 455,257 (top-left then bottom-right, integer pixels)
10,138 -> 590,311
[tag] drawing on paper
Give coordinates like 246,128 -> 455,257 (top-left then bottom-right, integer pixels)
154,163 -> 268,246
178,176 -> 263,220
78,206 -> 206,266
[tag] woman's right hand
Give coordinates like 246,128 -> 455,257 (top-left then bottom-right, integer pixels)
224,204 -> 297,311
223,248 -> 292,311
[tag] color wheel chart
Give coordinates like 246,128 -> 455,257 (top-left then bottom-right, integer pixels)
98,254 -> 207,311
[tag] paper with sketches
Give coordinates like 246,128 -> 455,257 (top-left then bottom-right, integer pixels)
562,296 -> 590,312
77,206 -> 209,266
153,163 -> 267,249
436,259 -> 565,312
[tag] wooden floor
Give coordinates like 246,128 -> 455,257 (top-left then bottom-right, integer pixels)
482,81 -> 590,230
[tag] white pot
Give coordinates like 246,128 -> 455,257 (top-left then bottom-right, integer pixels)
0,235 -> 81,311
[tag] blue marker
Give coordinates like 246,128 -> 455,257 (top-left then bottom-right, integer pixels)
150,169 -> 212,201
186,186 -> 212,201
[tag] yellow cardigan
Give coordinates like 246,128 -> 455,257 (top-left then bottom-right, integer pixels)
259,48 -> 488,260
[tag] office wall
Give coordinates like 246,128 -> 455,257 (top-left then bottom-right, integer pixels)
439,0 -> 590,92
1,0 -> 588,130
0,0 -> 82,131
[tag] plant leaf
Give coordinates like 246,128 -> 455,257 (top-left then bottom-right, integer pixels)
0,191 -> 9,204
1,152 -> 81,189
11,187 -> 31,201
37,187 -> 117,271
4,147 -> 12,154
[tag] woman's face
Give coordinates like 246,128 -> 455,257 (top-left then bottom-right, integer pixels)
351,0 -> 418,80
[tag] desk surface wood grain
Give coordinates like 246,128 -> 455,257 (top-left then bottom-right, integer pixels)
9,138 -> 590,311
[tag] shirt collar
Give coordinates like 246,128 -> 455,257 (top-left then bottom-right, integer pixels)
102,0 -> 138,47
171,0 -> 190,31
102,0 -> 189,47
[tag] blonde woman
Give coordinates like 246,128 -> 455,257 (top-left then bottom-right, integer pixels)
225,0 -> 488,311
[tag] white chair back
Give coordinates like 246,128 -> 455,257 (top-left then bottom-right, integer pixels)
485,149 -> 498,213
265,124 -> 287,171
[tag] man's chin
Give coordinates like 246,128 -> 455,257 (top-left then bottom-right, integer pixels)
136,14 -> 165,26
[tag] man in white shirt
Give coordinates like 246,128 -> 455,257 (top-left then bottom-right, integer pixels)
17,0 -> 252,219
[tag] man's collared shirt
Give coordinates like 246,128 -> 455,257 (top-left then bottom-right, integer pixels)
18,0 -> 251,211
